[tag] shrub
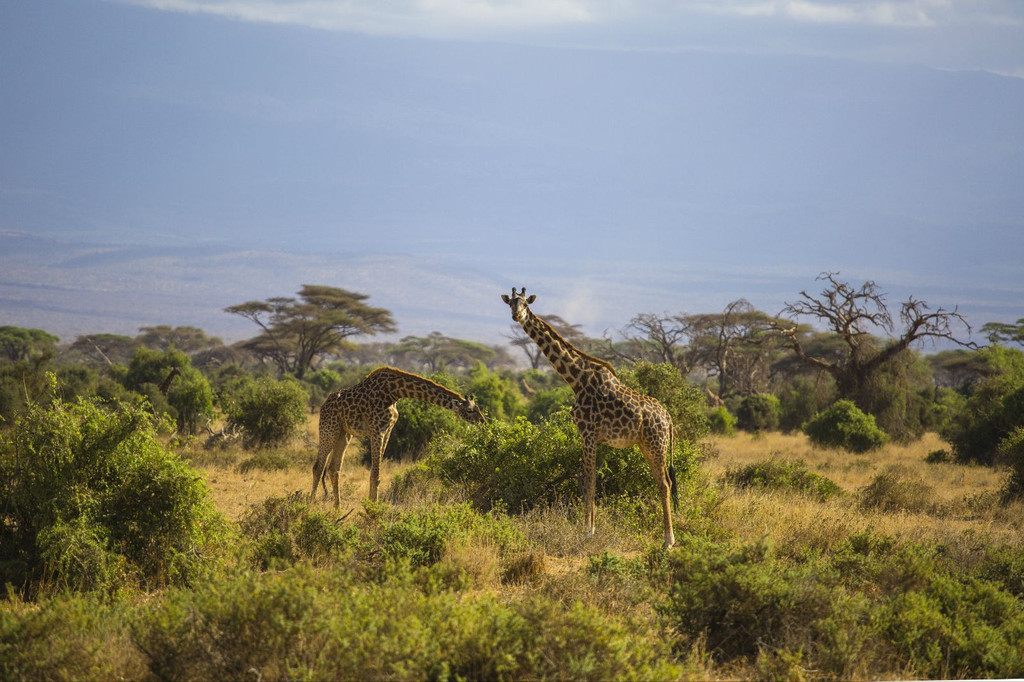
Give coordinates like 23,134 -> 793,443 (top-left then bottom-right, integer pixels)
426,410 -> 693,516
239,493 -> 361,569
858,469 -> 935,513
725,459 -> 842,502
943,346 -> 1024,465
134,562 -> 682,681
997,426 -> 1024,502
0,385 -> 226,595
736,393 -> 781,432
225,377 -> 308,448
804,400 -> 888,453
706,406 -> 736,436
122,347 -> 214,435
0,592 -> 144,680
658,535 -> 865,677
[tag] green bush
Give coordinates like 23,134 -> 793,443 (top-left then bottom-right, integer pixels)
134,562 -> 682,681
706,406 -> 736,436
524,384 -> 574,424
239,494 -> 361,570
997,426 -> 1024,503
859,469 -> 934,513
0,384 -> 226,595
804,400 -> 889,453
658,536 -> 864,677
426,410 -> 688,515
225,377 -> 309,448
725,459 -> 843,502
122,347 -> 214,436
943,346 -> 1024,465
0,592 -> 143,680
736,393 -> 781,432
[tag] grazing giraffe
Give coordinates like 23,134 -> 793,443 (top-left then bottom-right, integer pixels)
502,287 -> 678,549
311,366 -> 485,506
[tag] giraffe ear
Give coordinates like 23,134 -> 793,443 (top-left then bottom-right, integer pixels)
526,295 -> 536,304
501,295 -> 511,304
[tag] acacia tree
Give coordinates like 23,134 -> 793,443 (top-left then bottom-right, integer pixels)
685,299 -> 783,401
226,285 -> 396,379
982,318 -> 1024,347
773,272 -> 975,413
393,332 -> 502,373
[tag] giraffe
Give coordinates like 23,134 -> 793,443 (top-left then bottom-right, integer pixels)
311,366 -> 485,506
502,287 -> 678,549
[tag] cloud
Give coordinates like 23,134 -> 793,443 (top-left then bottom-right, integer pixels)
117,0 -> 594,36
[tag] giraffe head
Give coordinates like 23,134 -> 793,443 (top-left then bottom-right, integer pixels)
459,395 -> 486,423
501,287 -> 536,324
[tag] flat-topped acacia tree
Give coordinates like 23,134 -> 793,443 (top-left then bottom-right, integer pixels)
226,285 -> 396,379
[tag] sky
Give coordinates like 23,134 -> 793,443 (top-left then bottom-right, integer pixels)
1,0 -> 1023,345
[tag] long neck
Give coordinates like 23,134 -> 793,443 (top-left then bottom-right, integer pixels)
519,309 -> 613,392
376,368 -> 469,416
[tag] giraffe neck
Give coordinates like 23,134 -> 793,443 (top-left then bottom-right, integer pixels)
519,309 -> 612,393
371,367 -> 467,414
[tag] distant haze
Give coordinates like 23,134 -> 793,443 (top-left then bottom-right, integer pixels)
1,1 -> 1022,347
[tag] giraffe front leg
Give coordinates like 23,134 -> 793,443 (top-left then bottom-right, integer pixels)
368,432 -> 385,502
581,435 -> 598,538
311,439 -> 332,503
327,434 -> 351,509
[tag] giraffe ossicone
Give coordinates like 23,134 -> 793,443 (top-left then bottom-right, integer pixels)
311,367 -> 485,506
502,287 -> 678,549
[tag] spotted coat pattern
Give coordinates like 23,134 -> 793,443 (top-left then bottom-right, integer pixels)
311,367 -> 484,506
502,288 -> 677,549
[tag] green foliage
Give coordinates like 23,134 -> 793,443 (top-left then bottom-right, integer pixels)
133,562 -> 682,681
735,393 -> 781,432
619,361 -> 709,443
944,346 -> 1024,465
239,494 -> 361,570
225,377 -> 309,449
0,592 -> 143,680
465,362 -> 522,421
804,400 -> 889,453
0,326 -> 58,363
777,374 -> 837,433
427,410 -> 686,515
997,427 -> 1024,503
524,384 -> 574,424
726,459 -> 843,502
659,536 -> 863,674
0,387 -> 226,595
706,405 -> 736,436
122,347 -> 214,435
366,502 -> 525,568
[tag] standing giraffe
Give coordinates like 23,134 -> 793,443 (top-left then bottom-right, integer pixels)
311,366 -> 485,506
502,288 -> 678,549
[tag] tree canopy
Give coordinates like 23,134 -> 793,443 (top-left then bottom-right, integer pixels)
226,285 -> 396,378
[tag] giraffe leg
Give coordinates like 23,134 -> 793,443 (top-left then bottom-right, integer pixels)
641,442 -> 675,549
327,434 -> 352,508
368,409 -> 398,502
311,435 -> 334,503
580,434 -> 598,537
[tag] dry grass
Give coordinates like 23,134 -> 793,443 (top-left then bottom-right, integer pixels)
709,430 -> 1024,550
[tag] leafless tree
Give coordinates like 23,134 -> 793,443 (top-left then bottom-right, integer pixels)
772,272 -> 976,403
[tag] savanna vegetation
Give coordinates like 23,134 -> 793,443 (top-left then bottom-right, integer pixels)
3,278 -> 1024,680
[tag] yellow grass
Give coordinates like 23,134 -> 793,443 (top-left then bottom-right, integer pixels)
195,415 -> 1023,559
